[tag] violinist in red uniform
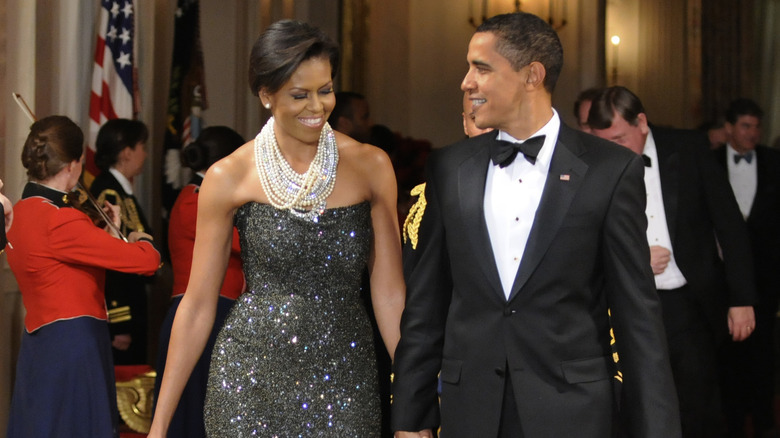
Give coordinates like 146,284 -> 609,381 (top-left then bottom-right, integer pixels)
5,115 -> 161,438
153,126 -> 245,437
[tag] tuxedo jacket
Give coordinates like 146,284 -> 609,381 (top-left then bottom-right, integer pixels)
650,126 -> 756,339
393,124 -> 680,437
714,144 -> 780,299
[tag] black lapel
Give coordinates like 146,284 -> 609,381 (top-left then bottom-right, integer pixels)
508,125 -> 588,301
749,147 -> 766,220
458,133 -> 504,298
654,129 -> 680,243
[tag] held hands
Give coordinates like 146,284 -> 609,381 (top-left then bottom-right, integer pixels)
649,245 -> 671,275
727,306 -> 756,342
395,430 -> 434,438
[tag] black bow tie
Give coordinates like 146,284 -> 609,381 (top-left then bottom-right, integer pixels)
734,151 -> 754,164
642,154 -> 651,167
490,135 -> 546,167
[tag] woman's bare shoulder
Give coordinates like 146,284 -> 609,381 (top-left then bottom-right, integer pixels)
334,131 -> 392,172
201,141 -> 259,205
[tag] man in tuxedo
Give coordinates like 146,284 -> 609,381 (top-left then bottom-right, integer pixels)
715,98 -> 780,438
392,13 -> 680,438
588,86 -> 757,438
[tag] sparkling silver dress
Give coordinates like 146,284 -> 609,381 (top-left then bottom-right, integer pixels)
204,201 -> 380,437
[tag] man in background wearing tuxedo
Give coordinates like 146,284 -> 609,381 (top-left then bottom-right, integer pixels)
589,86 -> 757,438
716,98 -> 780,438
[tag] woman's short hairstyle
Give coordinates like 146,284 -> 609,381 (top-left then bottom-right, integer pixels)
181,126 -> 245,172
248,19 -> 339,96
22,115 -> 84,181
94,119 -> 149,172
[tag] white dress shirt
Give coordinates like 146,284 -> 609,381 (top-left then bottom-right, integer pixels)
642,132 -> 687,290
726,144 -> 757,219
484,109 -> 560,299
109,167 -> 135,195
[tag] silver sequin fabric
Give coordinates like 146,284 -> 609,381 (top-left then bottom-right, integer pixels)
204,201 -> 380,437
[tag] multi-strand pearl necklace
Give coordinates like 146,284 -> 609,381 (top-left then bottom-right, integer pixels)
254,117 -> 338,221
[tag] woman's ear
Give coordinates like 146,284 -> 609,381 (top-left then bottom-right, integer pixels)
118,146 -> 132,163
259,89 -> 271,109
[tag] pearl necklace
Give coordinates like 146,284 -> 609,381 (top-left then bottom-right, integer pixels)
254,117 -> 338,221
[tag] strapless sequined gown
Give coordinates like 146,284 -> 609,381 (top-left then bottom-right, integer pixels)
204,202 -> 380,437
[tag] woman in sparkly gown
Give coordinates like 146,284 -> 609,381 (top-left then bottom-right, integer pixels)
149,20 -> 405,437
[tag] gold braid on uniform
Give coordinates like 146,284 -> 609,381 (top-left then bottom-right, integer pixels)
123,197 -> 144,233
403,183 -> 427,250
96,189 -> 145,234
608,308 -> 623,382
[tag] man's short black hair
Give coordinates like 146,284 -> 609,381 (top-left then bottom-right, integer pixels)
328,91 -> 366,127
725,98 -> 764,124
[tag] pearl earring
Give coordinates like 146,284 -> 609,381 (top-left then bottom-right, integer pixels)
264,103 -> 271,109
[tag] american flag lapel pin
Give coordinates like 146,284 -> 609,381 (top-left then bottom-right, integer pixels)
560,174 -> 571,181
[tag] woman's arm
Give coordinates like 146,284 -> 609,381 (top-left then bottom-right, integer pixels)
148,160 -> 241,436
365,148 -> 406,360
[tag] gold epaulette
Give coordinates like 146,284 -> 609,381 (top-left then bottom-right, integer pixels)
108,305 -> 132,324
402,183 -> 427,250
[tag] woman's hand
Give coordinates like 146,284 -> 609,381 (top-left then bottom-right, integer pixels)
102,201 -> 121,238
128,231 -> 153,243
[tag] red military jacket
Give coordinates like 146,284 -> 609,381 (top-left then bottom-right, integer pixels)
6,182 -> 160,332
168,178 -> 244,299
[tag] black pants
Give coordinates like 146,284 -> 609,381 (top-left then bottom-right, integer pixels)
658,287 -> 722,438
719,294 -> 778,437
497,365 -> 523,438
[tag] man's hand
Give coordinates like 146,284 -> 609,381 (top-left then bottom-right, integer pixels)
649,245 -> 671,275
727,306 -> 756,341
395,430 -> 434,438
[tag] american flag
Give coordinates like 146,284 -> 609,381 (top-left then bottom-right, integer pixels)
87,0 -> 138,182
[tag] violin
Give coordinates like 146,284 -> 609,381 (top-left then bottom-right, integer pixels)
67,180 -> 128,242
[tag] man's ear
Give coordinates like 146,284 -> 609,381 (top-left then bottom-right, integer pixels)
525,62 -> 547,89
724,122 -> 734,137
637,113 -> 650,135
